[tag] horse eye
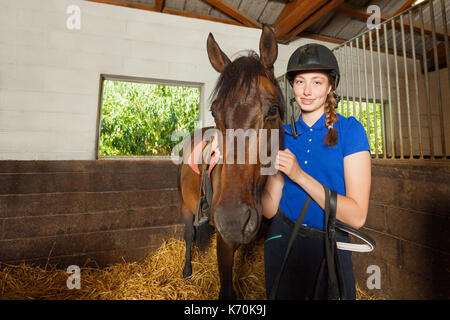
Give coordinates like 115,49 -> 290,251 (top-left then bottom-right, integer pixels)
211,110 -> 216,118
268,105 -> 279,116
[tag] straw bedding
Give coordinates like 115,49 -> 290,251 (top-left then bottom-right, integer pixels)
0,237 -> 376,300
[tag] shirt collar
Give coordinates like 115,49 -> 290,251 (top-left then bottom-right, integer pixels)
298,112 -> 327,131
283,112 -> 327,136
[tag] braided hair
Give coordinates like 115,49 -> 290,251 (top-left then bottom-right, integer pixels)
324,73 -> 338,147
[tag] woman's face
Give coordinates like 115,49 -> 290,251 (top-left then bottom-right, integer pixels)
292,71 -> 332,114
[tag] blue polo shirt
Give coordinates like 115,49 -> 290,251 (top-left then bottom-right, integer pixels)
279,112 -> 370,230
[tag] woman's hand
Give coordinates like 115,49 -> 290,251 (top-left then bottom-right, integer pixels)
275,148 -> 304,183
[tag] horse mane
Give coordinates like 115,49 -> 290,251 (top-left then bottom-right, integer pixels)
209,50 -> 285,121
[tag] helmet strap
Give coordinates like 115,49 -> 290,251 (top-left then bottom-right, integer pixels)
290,98 -> 301,139
333,91 -> 340,109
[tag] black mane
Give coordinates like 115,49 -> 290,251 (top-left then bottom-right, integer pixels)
209,51 -> 285,121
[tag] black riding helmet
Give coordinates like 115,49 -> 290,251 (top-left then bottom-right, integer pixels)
286,43 -> 340,89
285,43 -> 340,138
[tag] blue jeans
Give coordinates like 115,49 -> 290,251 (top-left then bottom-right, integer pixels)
264,212 -> 356,300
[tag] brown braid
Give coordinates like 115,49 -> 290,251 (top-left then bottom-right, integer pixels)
324,74 -> 338,146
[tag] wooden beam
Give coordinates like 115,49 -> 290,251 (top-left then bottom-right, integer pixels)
393,0 -> 416,15
204,0 -> 261,28
335,2 -> 380,20
298,32 -> 420,60
85,0 -> 157,12
299,31 -> 344,44
335,2 -> 448,41
273,0 -> 301,27
85,0 -> 244,27
162,7 -> 244,27
155,0 -> 165,12
281,0 -> 344,42
362,0 -> 415,49
274,0 -> 328,38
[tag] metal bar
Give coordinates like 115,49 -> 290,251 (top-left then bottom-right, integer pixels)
419,5 -> 434,158
441,0 -> 450,103
400,14 -> 413,158
339,47 -> 344,115
336,48 -> 342,114
344,43 -> 349,116
376,26 -> 386,159
430,0 -> 446,157
392,18 -> 404,159
350,40 -> 356,117
328,0 -> 449,161
383,23 -> 395,158
332,0 -> 431,51
409,10 -> 423,159
356,37 -> 363,125
362,33 -> 371,144
369,30 -> 379,158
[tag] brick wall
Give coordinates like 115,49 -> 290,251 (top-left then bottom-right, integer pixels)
352,159 -> 450,299
0,160 -> 182,267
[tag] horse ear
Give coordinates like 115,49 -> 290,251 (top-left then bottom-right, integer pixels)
207,33 -> 231,73
259,24 -> 278,69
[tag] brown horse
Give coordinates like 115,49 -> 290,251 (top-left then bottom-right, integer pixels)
178,25 -> 285,300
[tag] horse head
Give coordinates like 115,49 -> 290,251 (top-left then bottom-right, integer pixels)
207,25 -> 285,244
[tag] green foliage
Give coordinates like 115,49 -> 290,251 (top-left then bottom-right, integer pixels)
338,100 -> 384,155
99,80 -> 199,156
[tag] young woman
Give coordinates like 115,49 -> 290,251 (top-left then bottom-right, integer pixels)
262,43 -> 371,300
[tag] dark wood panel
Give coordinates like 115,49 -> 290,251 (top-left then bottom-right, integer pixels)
1,205 -> 180,240
0,224 -> 183,262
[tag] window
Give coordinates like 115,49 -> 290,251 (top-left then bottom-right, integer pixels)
97,75 -> 200,158
338,99 -> 386,157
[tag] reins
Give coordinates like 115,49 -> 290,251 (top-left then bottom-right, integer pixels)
268,184 -> 375,300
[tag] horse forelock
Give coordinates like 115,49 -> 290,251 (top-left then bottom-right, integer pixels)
209,51 -> 284,120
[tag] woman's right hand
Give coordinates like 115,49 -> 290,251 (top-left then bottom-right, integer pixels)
261,171 -> 284,219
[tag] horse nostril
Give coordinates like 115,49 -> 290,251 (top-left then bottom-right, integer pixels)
243,208 -> 255,235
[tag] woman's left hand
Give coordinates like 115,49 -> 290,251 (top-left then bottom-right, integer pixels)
275,148 -> 304,182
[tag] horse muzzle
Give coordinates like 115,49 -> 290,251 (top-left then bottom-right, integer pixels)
214,203 -> 260,244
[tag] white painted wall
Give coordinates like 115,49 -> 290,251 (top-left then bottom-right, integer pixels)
0,0 -> 334,160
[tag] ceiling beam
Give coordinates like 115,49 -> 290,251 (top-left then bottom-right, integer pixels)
280,0 -> 344,43
298,32 -> 420,60
299,31 -> 344,44
335,2 -> 448,41
162,7 -> 243,27
85,0 -> 157,12
273,0 -> 328,39
85,0 -> 244,27
361,0 -> 414,49
335,2 -> 380,20
273,0 -> 299,27
204,0 -> 261,28
393,0 -> 416,15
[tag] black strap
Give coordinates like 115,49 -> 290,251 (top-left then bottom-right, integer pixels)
270,184 -> 347,300
269,196 -> 311,300
323,185 -> 345,300
335,220 -> 376,252
194,163 -> 214,228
